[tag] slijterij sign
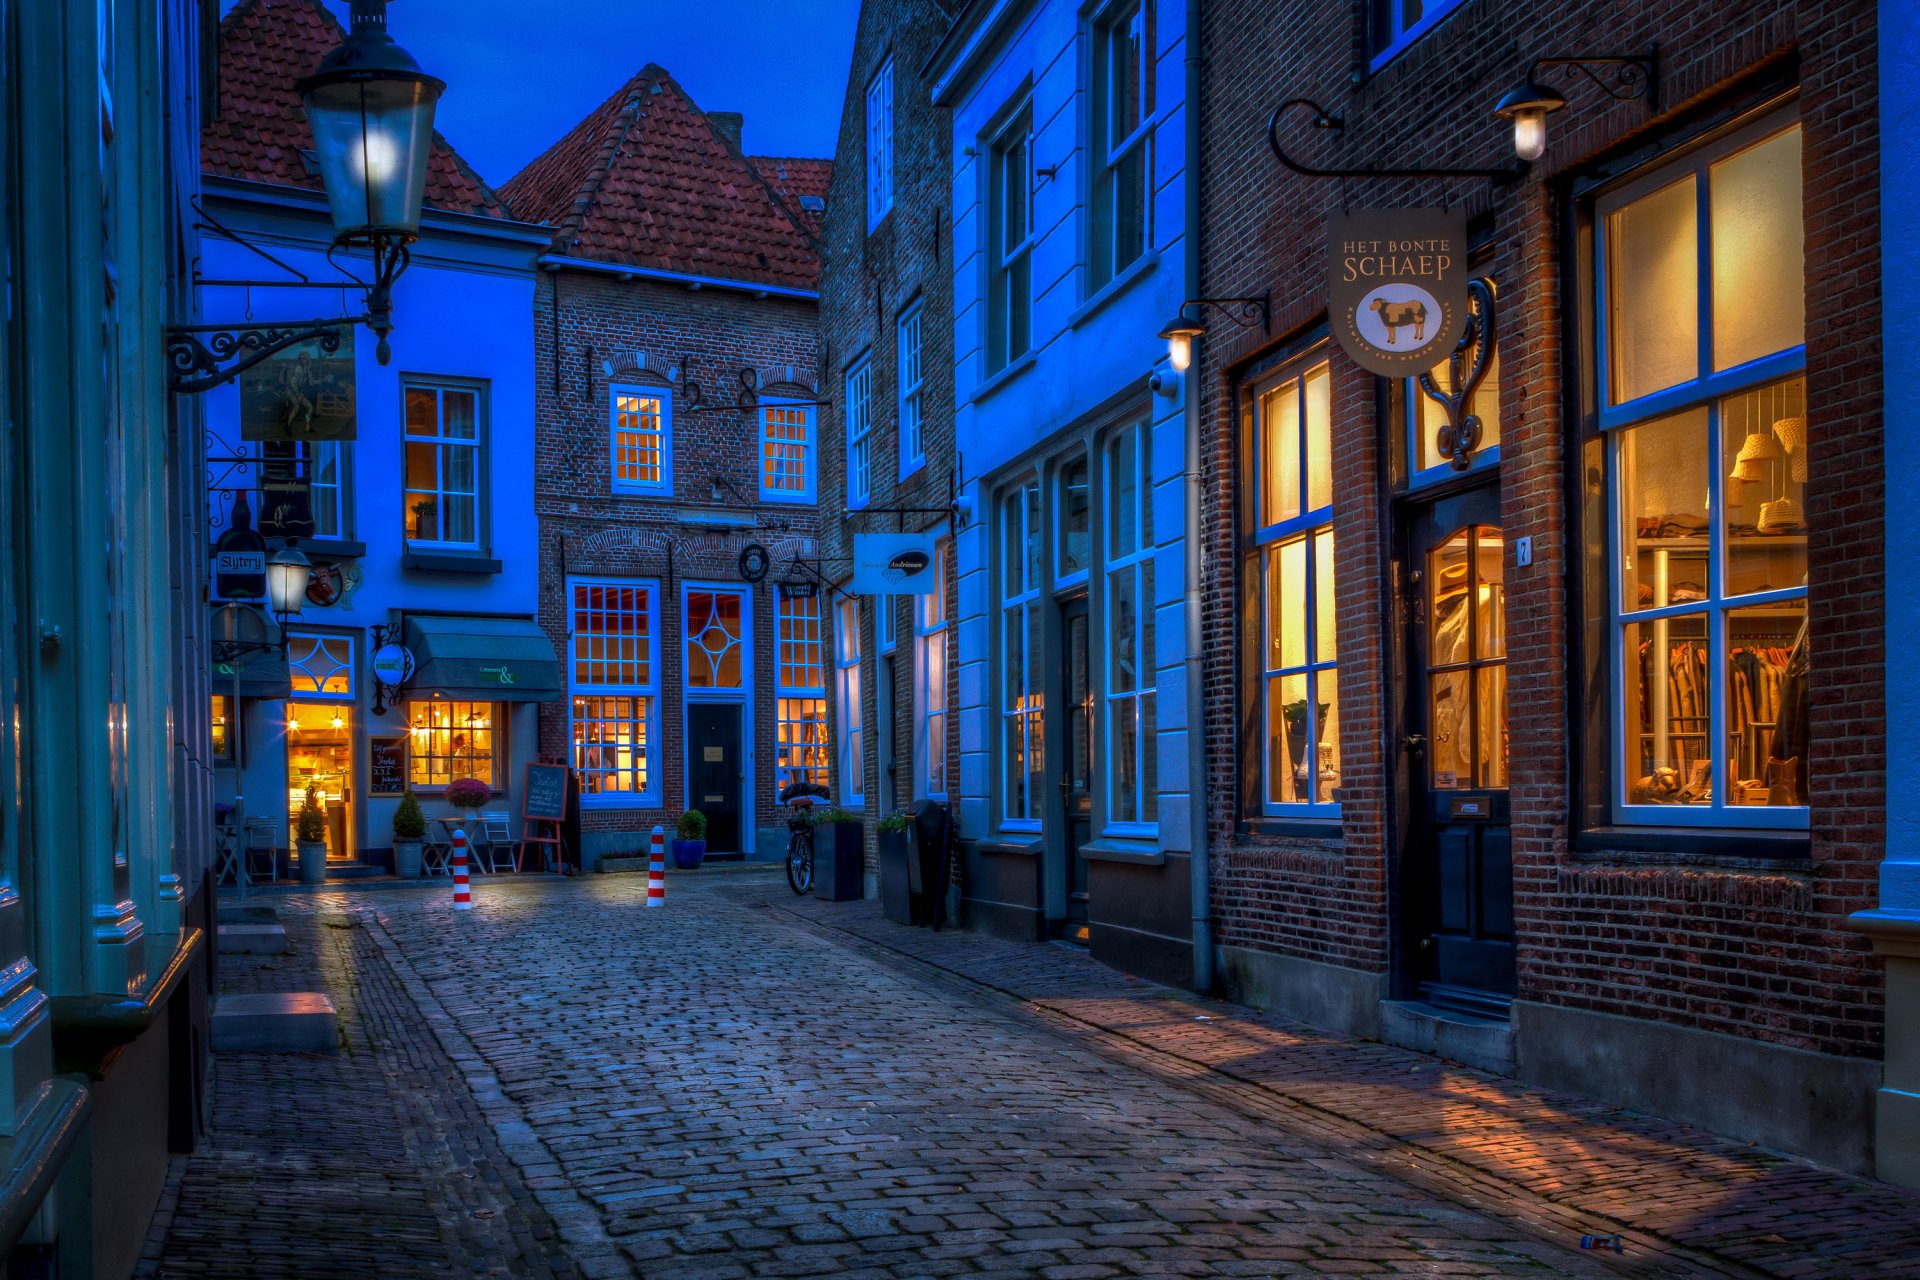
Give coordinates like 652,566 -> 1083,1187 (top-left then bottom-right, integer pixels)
1327,209 -> 1470,376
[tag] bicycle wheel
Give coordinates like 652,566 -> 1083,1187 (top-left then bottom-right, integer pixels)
786,826 -> 814,895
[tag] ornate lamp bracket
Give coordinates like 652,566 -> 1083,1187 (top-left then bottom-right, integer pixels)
166,320 -> 354,396
1414,278 -> 1498,472
1267,98 -> 1527,185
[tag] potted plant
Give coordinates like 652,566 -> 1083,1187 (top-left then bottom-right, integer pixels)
295,786 -> 328,884
392,790 -> 427,878
809,807 -> 866,902
876,811 -> 914,924
673,809 -> 708,869
444,777 -> 490,831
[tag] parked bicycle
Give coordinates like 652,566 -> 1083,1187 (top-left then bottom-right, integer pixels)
778,780 -> 831,895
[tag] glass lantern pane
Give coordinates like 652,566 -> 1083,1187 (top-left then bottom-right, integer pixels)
1607,175 -> 1699,404
1711,125 -> 1805,372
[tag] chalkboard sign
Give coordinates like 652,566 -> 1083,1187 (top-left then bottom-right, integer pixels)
522,762 -> 569,822
369,737 -> 407,796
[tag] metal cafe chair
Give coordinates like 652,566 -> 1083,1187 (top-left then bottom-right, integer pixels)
243,819 -> 279,883
421,820 -> 453,877
476,811 -> 515,873
213,821 -> 244,889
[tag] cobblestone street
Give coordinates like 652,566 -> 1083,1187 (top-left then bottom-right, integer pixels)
142,872 -> 1920,1279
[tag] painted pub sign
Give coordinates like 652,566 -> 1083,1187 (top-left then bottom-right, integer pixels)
239,330 -> 356,441
1327,209 -> 1470,376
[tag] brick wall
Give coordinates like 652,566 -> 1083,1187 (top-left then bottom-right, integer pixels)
1196,0 -> 1884,1057
816,0 -> 962,871
532,269 -> 821,843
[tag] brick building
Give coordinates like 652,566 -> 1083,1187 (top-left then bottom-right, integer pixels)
1190,0 -> 1887,1176
501,69 -> 830,862
815,0 -> 962,888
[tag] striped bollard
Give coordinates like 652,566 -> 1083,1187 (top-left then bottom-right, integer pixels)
646,826 -> 666,907
452,827 -> 472,910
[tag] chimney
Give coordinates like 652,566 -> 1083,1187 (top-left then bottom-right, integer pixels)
710,112 -> 744,151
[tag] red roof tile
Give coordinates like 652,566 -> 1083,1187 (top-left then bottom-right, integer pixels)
752,156 -> 833,238
202,0 -> 505,219
500,66 -> 827,292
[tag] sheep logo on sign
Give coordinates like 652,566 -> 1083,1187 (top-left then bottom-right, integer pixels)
1360,287 -> 1438,347
1327,209 -> 1469,375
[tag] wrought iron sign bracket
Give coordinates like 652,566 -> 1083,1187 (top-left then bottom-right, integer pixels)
1267,98 -> 1528,186
1414,278 -> 1498,472
166,319 -> 354,396
1529,50 -> 1660,112
1177,294 -> 1271,335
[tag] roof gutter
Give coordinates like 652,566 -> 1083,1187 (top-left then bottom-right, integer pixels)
537,253 -> 819,301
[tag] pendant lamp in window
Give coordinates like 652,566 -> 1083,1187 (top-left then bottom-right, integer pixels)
1731,430 -> 1782,483
1757,496 -> 1803,535
1772,415 -> 1808,482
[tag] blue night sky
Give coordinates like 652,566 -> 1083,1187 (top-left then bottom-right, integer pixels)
236,0 -> 860,186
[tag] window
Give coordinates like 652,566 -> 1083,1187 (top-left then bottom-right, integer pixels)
408,701 -> 495,789
1254,360 -> 1340,813
1104,426 -> 1156,826
999,480 -> 1043,824
760,400 -> 816,502
987,101 -> 1035,374
776,590 -> 828,791
287,633 -> 353,700
308,441 -> 349,539
835,595 -> 864,806
1091,0 -> 1152,288
916,539 -> 951,799
866,57 -> 894,229
403,382 -> 482,547
898,301 -> 924,477
685,589 -> 746,689
569,580 -> 660,804
1057,452 -> 1091,582
211,694 -> 233,762
611,386 -> 671,494
846,356 -> 874,507
1598,115 -> 1807,827
1369,0 -> 1468,66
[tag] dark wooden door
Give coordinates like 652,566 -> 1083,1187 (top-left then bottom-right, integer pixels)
1061,597 -> 1092,940
1404,484 -> 1514,1016
687,703 -> 743,853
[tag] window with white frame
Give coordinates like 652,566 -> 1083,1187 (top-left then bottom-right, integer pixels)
569,580 -> 660,803
1369,0 -> 1468,67
1091,0 -> 1152,289
776,589 -> 828,791
1253,358 -> 1340,814
287,633 -> 353,699
403,381 -> 482,547
611,385 -> 671,494
999,481 -> 1043,824
866,57 -> 894,229
834,595 -> 865,806
760,400 -> 815,502
916,539 -> 950,799
1056,451 -> 1091,583
1103,426 -> 1156,826
1598,113 -> 1807,827
307,441 -> 349,539
987,100 -> 1034,374
846,355 -> 873,507
898,301 -> 924,477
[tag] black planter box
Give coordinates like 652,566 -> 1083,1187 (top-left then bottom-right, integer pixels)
815,821 -> 865,902
877,828 -> 912,923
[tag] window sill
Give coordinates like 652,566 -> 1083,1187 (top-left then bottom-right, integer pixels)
303,538 -> 367,559
1080,837 -> 1163,866
1067,252 -> 1158,332
579,795 -> 663,811
759,491 -> 815,506
976,835 -> 1040,856
898,459 -> 926,486
1572,825 -> 1812,867
971,350 -> 1037,406
403,551 -> 503,575
612,487 -> 673,500
1238,818 -> 1345,841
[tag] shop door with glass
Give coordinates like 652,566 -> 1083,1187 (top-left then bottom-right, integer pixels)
1403,486 -> 1514,1015
687,703 -> 743,853
286,702 -> 353,859
1059,597 -> 1092,941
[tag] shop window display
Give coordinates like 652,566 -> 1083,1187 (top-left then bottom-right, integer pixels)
408,700 -> 495,789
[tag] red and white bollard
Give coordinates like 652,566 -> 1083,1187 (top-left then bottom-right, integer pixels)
646,825 -> 666,907
452,828 -> 472,910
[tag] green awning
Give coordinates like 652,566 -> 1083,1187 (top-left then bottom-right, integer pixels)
403,615 -> 562,703
212,652 -> 291,699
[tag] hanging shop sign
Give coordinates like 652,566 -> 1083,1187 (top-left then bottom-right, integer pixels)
738,542 -> 771,583
780,580 -> 818,599
1327,209 -> 1471,376
850,532 -> 939,596
213,494 -> 267,600
371,642 -> 416,688
240,329 -> 356,441
305,561 -> 345,608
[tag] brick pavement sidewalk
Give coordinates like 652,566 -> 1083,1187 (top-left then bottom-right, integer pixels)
761,888 -> 1920,1280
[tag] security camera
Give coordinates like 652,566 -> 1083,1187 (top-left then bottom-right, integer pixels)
1149,368 -> 1181,399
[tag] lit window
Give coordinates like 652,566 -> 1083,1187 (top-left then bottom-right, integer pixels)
685,589 -> 745,690
760,400 -> 815,501
916,540 -> 950,800
611,386 -> 671,494
898,301 -> 924,477
1104,425 -> 1156,827
1091,0 -> 1152,289
407,701 -> 495,789
866,57 -> 894,229
777,590 -> 828,791
1598,115 -> 1807,827
1408,311 -> 1501,484
212,694 -> 233,762
287,633 -> 353,700
568,580 -> 660,804
999,480 -> 1044,824
846,356 -> 873,507
987,100 -> 1034,374
403,382 -> 482,547
1253,359 -> 1340,814
835,595 -> 865,806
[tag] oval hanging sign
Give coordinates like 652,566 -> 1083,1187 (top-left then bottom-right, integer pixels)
1327,209 -> 1470,376
371,643 -> 415,688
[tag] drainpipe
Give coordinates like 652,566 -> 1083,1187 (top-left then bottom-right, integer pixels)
1183,0 -> 1212,997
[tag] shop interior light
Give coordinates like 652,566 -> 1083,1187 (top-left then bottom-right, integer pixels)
1491,78 -> 1566,162
331,712 -> 345,730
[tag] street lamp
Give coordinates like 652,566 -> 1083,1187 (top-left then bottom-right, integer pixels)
1491,50 -> 1659,163
296,0 -> 444,365
1157,314 -> 1208,373
1490,78 -> 1566,163
267,546 -> 314,620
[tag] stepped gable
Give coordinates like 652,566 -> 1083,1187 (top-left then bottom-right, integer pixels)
500,65 -> 825,292
202,0 -> 505,218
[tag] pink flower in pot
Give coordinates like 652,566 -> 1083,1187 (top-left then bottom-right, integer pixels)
445,777 -> 490,834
